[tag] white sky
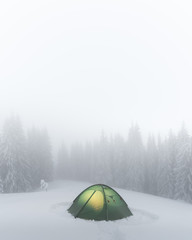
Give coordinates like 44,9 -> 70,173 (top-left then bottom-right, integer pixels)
0,0 -> 192,146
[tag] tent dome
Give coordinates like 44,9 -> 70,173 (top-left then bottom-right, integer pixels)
68,184 -> 133,221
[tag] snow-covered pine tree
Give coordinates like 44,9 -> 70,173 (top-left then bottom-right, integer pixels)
157,137 -> 168,197
0,135 -> 4,193
27,128 -> 53,188
157,133 -> 177,199
98,133 -> 113,185
174,125 -> 190,201
126,124 -> 145,192
187,138 -> 192,202
27,127 -> 42,188
166,132 -> 177,198
184,136 -> 192,203
92,132 -> 111,184
145,135 -> 159,195
110,134 -> 126,188
90,140 -> 100,182
0,116 -> 31,193
39,129 -> 53,182
83,141 -> 95,183
69,142 -> 85,181
0,177 -> 3,193
56,144 -> 69,180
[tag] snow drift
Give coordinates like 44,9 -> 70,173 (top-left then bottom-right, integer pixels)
0,180 -> 192,240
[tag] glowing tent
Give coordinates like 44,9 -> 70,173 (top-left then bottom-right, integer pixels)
68,184 -> 132,221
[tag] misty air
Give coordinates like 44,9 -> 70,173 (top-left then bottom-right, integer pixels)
0,1 -> 192,240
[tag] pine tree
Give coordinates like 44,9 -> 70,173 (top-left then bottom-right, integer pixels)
0,116 -> 31,193
83,142 -> 95,182
56,144 -> 69,179
89,133 -> 103,183
126,125 -> 145,192
70,142 -> 85,181
0,177 -> 3,193
174,125 -> 190,201
97,132 -> 112,184
187,139 -> 192,202
157,137 -> 170,198
0,134 -> 4,193
110,134 -> 126,188
184,137 -> 192,202
145,135 -> 159,195
166,132 -> 177,198
27,128 -> 53,188
39,129 -> 53,182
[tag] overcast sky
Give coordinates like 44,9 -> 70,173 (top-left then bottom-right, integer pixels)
0,0 -> 192,146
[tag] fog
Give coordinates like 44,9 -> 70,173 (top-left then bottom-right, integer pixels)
1,0 -> 192,148
1,2 -> 192,239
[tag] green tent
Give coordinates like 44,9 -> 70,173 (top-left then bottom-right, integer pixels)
68,184 -> 133,221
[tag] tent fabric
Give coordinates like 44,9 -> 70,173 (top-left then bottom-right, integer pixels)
68,184 -> 133,221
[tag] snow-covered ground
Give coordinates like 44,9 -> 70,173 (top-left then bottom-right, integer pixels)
0,180 -> 192,240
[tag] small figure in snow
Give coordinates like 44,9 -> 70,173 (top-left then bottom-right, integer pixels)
40,179 -> 48,191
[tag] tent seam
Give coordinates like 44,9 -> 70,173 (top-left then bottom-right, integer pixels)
75,190 -> 96,218
101,185 -> 108,221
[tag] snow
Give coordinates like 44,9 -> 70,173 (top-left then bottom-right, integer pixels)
0,180 -> 192,240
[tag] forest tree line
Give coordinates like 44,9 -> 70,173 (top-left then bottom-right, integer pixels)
0,116 -> 53,193
1,116 -> 192,205
56,125 -> 192,203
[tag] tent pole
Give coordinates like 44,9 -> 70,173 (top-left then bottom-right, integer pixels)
75,190 -> 96,218
101,185 -> 108,221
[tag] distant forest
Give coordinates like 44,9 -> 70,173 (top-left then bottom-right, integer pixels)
0,116 -> 192,204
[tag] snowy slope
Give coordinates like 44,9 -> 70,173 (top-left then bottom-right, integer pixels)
0,180 -> 192,240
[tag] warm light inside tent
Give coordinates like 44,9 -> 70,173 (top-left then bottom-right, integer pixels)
78,190 -> 94,204
87,191 -> 104,211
